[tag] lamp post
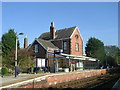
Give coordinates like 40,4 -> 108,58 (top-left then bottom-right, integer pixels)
15,33 -> 24,77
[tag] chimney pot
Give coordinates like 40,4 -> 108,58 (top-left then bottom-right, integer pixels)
50,22 -> 56,39
24,37 -> 28,48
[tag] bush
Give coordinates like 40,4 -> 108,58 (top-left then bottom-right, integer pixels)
62,64 -> 69,68
1,67 -> 8,76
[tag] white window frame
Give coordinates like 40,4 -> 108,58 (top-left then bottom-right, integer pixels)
63,41 -> 67,50
76,43 -> 79,51
34,44 -> 39,53
37,58 -> 45,67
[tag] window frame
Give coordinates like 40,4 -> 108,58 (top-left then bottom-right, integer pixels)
75,34 -> 79,39
63,41 -> 67,50
34,44 -> 39,53
75,43 -> 79,51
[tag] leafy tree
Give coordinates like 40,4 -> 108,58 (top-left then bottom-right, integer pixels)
2,29 -> 19,57
0,41 -> 1,67
0,40 -> 1,51
2,29 -> 20,69
118,49 -> 120,64
105,46 -> 119,57
85,37 -> 105,65
17,49 -> 35,69
104,45 -> 119,66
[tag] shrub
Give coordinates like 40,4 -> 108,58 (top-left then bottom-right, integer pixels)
62,64 -> 69,68
1,67 -> 8,76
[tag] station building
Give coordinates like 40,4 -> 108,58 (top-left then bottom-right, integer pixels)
27,22 -> 99,72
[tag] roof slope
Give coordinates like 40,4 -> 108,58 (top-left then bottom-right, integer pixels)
38,26 -> 77,40
37,39 -> 59,50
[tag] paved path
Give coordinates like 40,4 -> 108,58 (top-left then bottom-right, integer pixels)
0,73 -> 50,87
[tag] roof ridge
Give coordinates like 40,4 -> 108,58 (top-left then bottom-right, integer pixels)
40,26 -> 77,34
37,38 -> 51,42
39,26 -> 77,40
56,26 -> 77,31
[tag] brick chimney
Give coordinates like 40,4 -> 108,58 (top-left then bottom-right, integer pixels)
50,22 -> 56,39
24,35 -> 28,48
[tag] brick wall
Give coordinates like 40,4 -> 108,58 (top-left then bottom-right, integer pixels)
18,69 -> 107,88
28,40 -> 46,58
52,39 -> 71,54
71,29 -> 83,56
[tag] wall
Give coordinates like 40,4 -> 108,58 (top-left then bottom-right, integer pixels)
52,39 -> 71,54
17,69 -> 107,88
28,40 -> 46,58
70,28 -> 83,56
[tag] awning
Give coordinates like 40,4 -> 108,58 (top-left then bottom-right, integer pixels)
60,53 -> 97,61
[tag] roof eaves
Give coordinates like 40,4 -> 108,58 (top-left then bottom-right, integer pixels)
36,39 -> 47,50
69,26 -> 77,39
70,26 -> 83,42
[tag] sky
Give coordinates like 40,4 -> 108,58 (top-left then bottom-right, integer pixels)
2,2 -> 118,52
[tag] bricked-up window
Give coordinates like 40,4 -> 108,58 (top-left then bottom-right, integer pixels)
34,44 -> 39,53
63,41 -> 67,50
75,43 -> 79,51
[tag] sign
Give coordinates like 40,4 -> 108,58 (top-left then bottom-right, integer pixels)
37,58 -> 45,67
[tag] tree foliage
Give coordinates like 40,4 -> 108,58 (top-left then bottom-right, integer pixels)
2,29 -> 19,57
2,29 -> 20,68
17,49 -> 35,68
0,40 -> 1,51
85,37 -> 105,65
105,46 -> 119,57
0,41 -> 1,67
118,49 -> 120,64
104,46 -> 120,66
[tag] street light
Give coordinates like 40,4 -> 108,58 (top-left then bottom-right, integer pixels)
15,33 -> 24,77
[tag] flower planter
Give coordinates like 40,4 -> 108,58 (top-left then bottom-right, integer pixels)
64,68 -> 69,72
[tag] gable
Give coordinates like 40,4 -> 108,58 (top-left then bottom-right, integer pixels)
70,27 -> 83,42
27,39 -> 59,51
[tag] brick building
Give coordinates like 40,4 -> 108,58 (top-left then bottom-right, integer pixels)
27,22 -> 98,73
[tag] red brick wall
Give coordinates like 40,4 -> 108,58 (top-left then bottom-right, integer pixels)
18,69 -> 107,88
52,39 -> 70,54
70,28 -> 83,56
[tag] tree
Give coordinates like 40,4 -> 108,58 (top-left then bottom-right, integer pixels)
17,49 -> 35,69
85,37 -> 105,65
0,41 -> 2,67
2,29 -> 19,68
105,46 -> 119,58
104,45 -> 119,66
118,49 -> 120,65
0,40 -> 1,51
2,29 -> 19,57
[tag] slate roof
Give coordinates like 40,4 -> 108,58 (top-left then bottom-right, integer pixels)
38,26 -> 77,40
36,39 -> 59,50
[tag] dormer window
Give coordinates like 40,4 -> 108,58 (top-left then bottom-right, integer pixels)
34,44 -> 39,53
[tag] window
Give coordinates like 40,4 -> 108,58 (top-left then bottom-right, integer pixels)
63,41 -> 67,50
75,43 -> 79,51
75,34 -> 79,39
34,44 -> 39,53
